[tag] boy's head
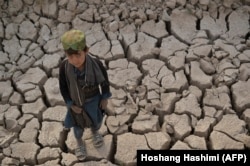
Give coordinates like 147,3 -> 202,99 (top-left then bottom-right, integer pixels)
61,29 -> 88,69
61,29 -> 88,55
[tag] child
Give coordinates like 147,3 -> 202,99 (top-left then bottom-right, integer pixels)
59,29 -> 111,161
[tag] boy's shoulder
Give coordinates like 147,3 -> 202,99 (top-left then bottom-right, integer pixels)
60,58 -> 68,69
89,54 -> 105,67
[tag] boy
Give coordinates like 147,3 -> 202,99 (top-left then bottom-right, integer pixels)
59,29 -> 111,161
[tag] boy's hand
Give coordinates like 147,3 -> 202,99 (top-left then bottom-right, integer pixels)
100,99 -> 108,110
71,105 -> 82,114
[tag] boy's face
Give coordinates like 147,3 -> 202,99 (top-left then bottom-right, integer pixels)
67,50 -> 86,69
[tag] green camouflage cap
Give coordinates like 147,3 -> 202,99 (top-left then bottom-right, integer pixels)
61,29 -> 86,51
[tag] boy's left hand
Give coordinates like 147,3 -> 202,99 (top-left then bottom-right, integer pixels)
99,99 -> 108,110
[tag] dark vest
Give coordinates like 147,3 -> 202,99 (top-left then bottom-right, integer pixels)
64,61 -> 99,107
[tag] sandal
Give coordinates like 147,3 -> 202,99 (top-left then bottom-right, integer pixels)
92,132 -> 104,148
75,145 -> 86,161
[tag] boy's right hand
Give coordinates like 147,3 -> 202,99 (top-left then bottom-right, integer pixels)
71,105 -> 82,114
66,100 -> 73,110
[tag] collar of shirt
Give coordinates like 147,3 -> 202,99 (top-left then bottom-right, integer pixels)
73,66 -> 85,77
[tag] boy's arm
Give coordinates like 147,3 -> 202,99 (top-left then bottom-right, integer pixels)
59,60 -> 73,108
96,59 -> 112,99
